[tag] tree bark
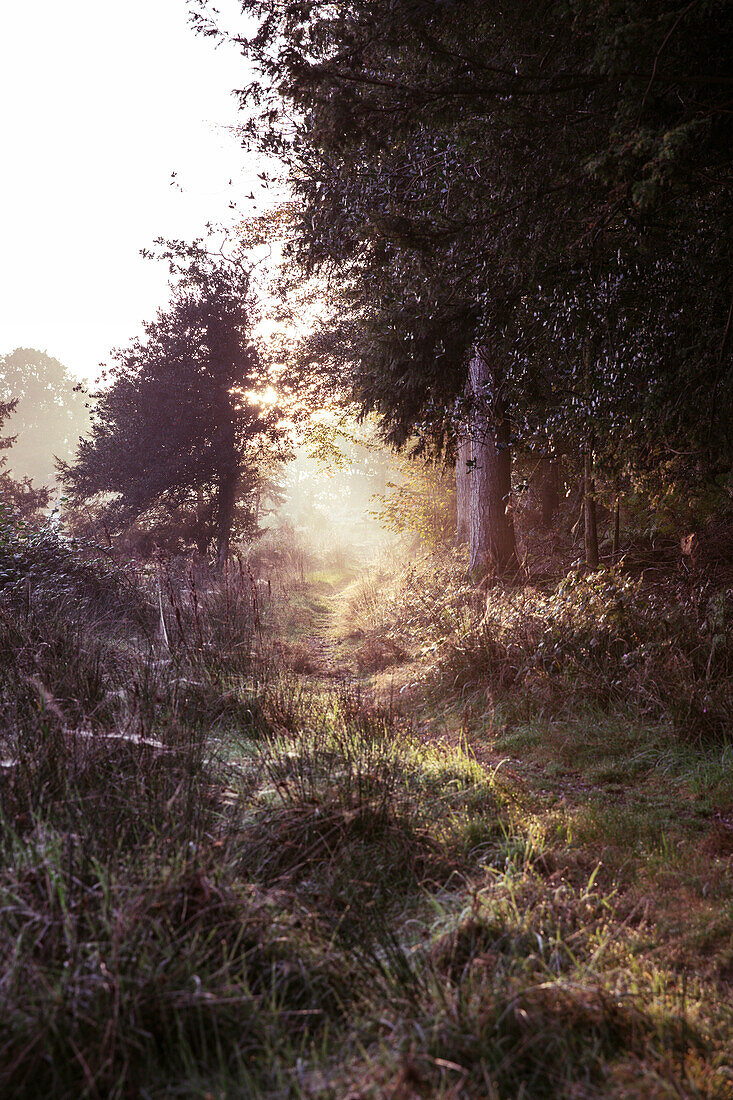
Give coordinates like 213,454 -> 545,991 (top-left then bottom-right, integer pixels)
539,457 -> 560,528
455,431 -> 471,543
467,348 -> 519,578
583,451 -> 599,569
216,465 -> 238,568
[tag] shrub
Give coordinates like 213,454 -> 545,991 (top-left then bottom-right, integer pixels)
0,505 -> 144,622
434,569 -> 733,739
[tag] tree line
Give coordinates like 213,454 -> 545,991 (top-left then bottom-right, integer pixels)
187,0 -> 731,574
3,2 -> 730,573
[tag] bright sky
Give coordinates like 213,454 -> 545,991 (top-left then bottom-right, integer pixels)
0,0 -> 266,382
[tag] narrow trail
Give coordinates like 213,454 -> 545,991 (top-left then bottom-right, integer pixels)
273,574 -> 733,1022
295,577 -> 539,793
295,576 -> 730,842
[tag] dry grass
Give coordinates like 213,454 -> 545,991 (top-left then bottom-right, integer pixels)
2,529 -> 733,1097
422,569 -> 733,742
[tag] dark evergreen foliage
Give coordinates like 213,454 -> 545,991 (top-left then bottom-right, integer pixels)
60,240 -> 287,561
192,0 -> 732,479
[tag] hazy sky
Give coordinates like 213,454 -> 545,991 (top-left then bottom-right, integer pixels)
0,0 -> 265,382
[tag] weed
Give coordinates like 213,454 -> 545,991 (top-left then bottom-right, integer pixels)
2,527 -> 732,1097
427,570 -> 733,742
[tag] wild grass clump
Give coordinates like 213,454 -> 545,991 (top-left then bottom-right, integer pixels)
330,858 -> 726,1100
398,981 -> 655,1099
155,554 -> 272,683
336,550 -> 474,670
434,570 -> 733,740
0,833 -> 352,1099
236,691 -> 485,939
0,521 -> 278,856
354,632 -> 407,672
0,612 -> 226,854
337,568 -> 386,637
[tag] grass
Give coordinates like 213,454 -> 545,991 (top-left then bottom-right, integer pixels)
2,544 -> 733,1096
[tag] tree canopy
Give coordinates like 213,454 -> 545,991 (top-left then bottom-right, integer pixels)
60,240 -> 287,562
189,0 -> 731,570
195,0 -> 732,463
0,348 -> 90,488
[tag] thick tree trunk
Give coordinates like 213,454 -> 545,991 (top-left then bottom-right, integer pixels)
583,451 -> 599,569
539,458 -> 560,528
455,431 -> 471,544
467,348 -> 519,578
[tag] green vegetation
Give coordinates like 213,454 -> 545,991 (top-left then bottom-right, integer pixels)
1,504 -> 732,1097
3,2 -> 732,1095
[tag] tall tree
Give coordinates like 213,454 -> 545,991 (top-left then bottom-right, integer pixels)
0,399 -> 50,519
60,240 -> 286,563
195,0 -> 732,568
467,348 -> 519,576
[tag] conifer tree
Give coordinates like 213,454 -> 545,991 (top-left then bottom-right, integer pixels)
60,240 -> 286,562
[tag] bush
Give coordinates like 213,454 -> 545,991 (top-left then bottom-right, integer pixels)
434,569 -> 733,739
0,505 -> 144,622
336,550 -> 475,668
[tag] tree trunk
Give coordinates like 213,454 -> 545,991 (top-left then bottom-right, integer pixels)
456,431 -> 471,543
216,466 -> 238,568
583,451 -> 599,569
539,458 -> 560,528
467,348 -> 519,578
612,486 -> 621,563
209,316 -> 241,570
195,488 -> 209,557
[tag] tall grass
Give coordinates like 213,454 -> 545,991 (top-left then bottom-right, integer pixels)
373,556 -> 733,742
2,523 -> 732,1096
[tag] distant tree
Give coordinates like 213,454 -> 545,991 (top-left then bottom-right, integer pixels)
60,240 -> 287,564
0,399 -> 50,519
0,348 -> 90,488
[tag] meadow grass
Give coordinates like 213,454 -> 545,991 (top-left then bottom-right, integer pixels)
1,555 -> 732,1097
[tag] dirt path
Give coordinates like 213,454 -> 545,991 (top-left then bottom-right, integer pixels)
278,577 -> 733,1004
294,578 -> 728,831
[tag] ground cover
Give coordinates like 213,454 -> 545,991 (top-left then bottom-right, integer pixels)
0,543 -> 731,1097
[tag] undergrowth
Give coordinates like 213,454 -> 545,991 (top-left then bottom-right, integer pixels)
357,551 -> 733,742
435,570 -> 733,741
2,519 -> 733,1096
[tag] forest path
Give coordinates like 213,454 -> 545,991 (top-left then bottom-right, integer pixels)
291,573 -> 595,804
274,572 -> 733,996
286,572 -> 729,845
281,572 -> 362,679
